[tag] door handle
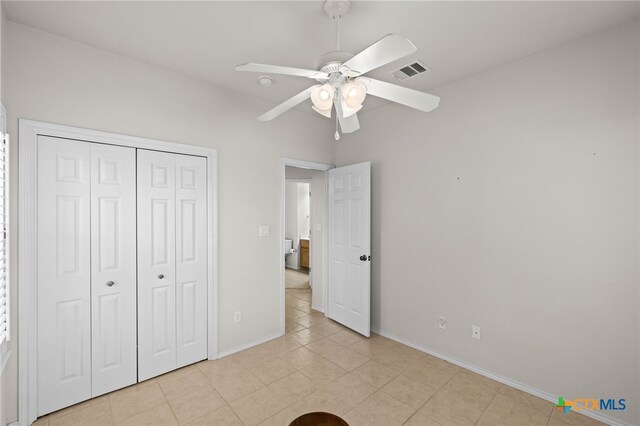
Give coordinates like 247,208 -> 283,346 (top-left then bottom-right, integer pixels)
359,255 -> 367,261
106,281 -> 115,287
158,274 -> 165,279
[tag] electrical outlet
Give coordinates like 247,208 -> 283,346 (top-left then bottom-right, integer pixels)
438,316 -> 447,330
472,325 -> 481,340
234,311 -> 242,323
258,226 -> 270,237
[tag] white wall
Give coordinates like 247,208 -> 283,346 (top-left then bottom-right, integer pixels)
297,183 -> 310,241
3,21 -> 333,423
335,20 -> 640,424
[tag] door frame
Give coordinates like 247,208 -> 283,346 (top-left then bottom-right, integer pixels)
18,119 -> 219,425
279,158 -> 332,336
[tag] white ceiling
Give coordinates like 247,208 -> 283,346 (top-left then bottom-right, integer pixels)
4,1 -> 639,114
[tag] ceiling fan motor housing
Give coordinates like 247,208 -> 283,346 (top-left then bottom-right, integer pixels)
315,52 -> 354,81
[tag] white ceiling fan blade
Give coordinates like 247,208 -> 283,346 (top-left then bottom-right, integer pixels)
258,85 -> 320,121
362,78 -> 440,112
340,34 -> 417,77
335,100 -> 360,133
236,63 -> 329,80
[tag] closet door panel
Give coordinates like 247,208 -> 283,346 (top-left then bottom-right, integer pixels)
37,136 -> 92,415
90,144 -> 137,396
137,150 -> 177,380
175,155 -> 208,366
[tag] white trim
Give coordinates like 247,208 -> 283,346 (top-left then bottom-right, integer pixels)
372,327 -> 631,426
280,158 -> 333,336
18,119 -> 219,426
282,158 -> 333,172
285,178 -> 312,184
215,332 -> 283,359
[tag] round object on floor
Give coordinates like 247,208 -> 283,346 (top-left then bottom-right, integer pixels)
288,411 -> 348,426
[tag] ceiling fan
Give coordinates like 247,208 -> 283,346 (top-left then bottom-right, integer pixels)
236,0 -> 440,139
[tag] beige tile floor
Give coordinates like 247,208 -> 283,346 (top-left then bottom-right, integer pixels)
32,288 -> 605,426
284,268 -> 310,289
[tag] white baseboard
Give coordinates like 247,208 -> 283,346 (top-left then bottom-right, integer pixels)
215,331 -> 283,359
311,304 -> 324,313
371,327 -> 632,426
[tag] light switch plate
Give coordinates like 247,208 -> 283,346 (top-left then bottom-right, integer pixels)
438,316 -> 447,330
258,226 -> 270,237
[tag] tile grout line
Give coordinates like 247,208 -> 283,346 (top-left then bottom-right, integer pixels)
378,387 -> 419,423
473,386 -> 501,425
211,339 -> 309,425
225,402 -> 247,426
153,380 -> 180,425
198,366 -> 251,425
267,328 -> 374,423
408,364 -> 463,421
107,394 -> 115,425
546,406 -> 555,426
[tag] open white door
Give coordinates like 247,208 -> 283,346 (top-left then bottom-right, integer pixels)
327,162 -> 371,336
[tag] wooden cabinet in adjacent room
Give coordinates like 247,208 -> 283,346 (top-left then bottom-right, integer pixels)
300,238 -> 310,268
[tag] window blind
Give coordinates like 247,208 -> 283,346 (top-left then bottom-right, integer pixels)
0,132 -> 9,346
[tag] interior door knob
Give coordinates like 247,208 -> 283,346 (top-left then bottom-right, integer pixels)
359,255 -> 367,261
158,274 -> 165,279
106,281 -> 115,287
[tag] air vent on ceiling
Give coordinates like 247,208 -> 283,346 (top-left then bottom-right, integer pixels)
390,60 -> 431,81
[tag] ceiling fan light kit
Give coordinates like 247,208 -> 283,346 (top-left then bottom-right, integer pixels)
311,83 -> 335,112
236,0 -> 440,138
342,79 -> 367,109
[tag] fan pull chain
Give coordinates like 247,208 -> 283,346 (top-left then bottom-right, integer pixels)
335,115 -> 340,141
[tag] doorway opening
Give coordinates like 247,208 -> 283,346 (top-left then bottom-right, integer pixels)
285,177 -> 311,301
280,159 -> 332,335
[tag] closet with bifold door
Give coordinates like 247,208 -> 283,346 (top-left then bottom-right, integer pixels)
137,150 -> 208,381
36,136 -> 209,416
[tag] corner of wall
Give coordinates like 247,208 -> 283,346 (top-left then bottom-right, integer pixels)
0,3 -> 5,105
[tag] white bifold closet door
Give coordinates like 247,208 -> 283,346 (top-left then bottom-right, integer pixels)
137,150 -> 208,381
90,143 -> 137,396
37,137 -> 137,415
